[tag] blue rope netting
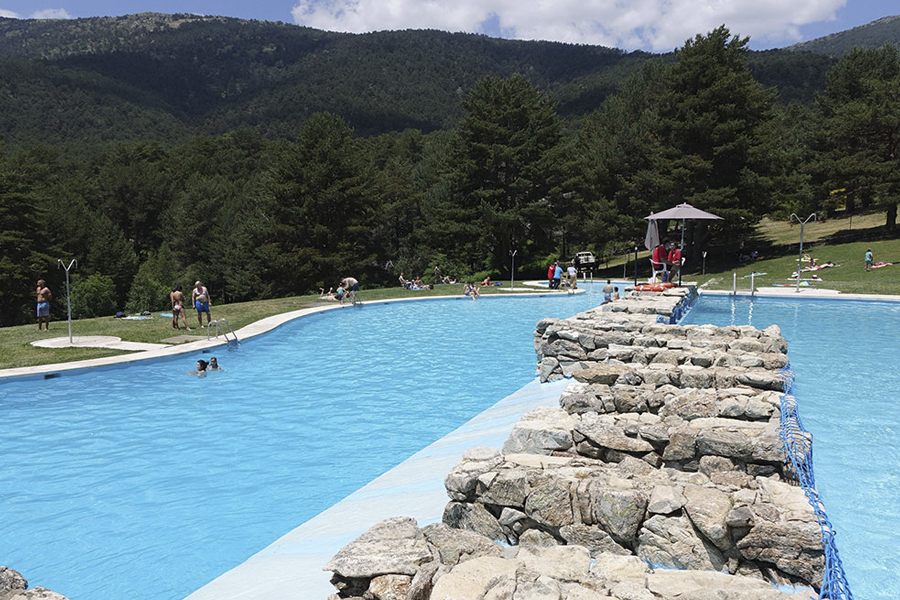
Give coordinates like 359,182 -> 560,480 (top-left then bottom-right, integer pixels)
778,364 -> 854,600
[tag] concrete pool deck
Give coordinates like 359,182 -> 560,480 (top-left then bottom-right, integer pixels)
183,376 -> 570,600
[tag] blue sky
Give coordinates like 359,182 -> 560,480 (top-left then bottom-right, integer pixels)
0,0 -> 894,52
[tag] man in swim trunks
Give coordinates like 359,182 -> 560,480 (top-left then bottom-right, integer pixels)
192,280 -> 212,327
36,279 -> 52,330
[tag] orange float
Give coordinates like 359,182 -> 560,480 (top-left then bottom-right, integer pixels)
635,282 -> 677,292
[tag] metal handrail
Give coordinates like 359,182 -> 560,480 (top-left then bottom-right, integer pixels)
206,318 -> 238,342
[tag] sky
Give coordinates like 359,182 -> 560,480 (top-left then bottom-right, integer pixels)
0,0 -> 894,53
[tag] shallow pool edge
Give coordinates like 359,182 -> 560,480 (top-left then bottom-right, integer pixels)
182,376 -> 571,600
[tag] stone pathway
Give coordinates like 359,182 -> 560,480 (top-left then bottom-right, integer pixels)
30,336 -> 169,351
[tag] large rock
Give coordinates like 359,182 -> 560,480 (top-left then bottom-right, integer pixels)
524,475 -> 574,527
572,364 -> 634,385
325,517 -> 433,579
645,568 -> 813,600
0,568 -> 28,597
421,523 -> 503,565
502,406 -> 576,455
428,556 -> 518,600
576,413 -> 655,454
682,484 -> 734,552
588,484 -> 648,544
737,519 -> 825,584
442,502 -> 505,541
636,514 -> 727,571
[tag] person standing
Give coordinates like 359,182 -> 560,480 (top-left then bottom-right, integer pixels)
192,281 -> 212,327
547,263 -> 555,289
36,279 -> 52,330
552,261 -> 562,290
865,248 -> 873,271
602,279 -> 614,303
567,263 -> 578,289
170,285 -> 191,330
668,243 -> 682,281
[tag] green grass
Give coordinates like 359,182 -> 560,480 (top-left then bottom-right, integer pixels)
694,211 -> 900,294
0,284 -> 514,370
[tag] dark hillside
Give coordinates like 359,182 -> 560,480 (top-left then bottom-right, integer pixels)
0,13 -> 897,144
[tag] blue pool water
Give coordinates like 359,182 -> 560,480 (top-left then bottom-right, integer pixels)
0,286 -> 621,600
4,289 -> 896,600
682,295 -> 900,600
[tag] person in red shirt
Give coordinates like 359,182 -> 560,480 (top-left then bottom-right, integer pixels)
668,244 -> 682,281
651,242 -> 667,279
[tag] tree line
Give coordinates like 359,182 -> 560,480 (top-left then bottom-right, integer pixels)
2,27 -> 898,326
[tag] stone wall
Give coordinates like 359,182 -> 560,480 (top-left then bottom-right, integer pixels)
326,290 -> 823,600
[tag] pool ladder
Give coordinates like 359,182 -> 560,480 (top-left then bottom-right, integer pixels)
207,318 -> 238,343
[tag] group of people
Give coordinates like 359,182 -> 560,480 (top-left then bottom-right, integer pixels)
601,280 -> 620,303
193,356 -> 222,375
546,261 -> 579,290
398,272 -> 433,290
650,241 -> 682,282
318,277 -> 360,305
170,281 -> 212,330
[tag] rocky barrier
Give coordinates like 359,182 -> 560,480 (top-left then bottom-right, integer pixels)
325,288 -> 825,600
0,566 -> 68,599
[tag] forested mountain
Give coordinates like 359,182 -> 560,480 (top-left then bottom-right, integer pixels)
788,15 -> 900,57
1,17 -> 899,328
0,12 -> 894,147
0,13 -> 650,145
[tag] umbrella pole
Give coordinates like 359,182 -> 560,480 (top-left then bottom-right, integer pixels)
679,219 -> 685,286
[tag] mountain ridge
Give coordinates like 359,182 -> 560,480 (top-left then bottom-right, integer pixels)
0,13 -> 897,146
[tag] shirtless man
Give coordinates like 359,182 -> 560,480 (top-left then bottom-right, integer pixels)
170,285 -> 191,330
36,279 -> 52,330
192,281 -> 212,327
340,276 -> 359,305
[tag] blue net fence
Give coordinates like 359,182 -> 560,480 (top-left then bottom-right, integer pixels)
778,365 -> 854,600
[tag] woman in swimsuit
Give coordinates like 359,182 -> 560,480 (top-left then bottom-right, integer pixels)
170,286 -> 191,330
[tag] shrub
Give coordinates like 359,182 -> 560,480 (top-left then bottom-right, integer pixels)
70,273 -> 118,319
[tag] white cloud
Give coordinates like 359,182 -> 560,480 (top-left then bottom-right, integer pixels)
0,8 -> 21,17
291,0 -> 847,51
30,7 -> 74,19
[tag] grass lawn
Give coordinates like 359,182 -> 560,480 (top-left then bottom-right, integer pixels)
694,212 -> 900,294
0,284 -> 514,370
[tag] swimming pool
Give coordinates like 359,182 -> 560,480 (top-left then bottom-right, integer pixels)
0,286 -> 623,600
682,295 -> 900,600
5,289 -> 895,600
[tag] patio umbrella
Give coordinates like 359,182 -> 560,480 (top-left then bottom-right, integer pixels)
644,219 -> 660,251
645,203 -> 723,284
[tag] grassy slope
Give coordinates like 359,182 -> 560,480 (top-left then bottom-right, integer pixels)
0,284 -> 508,370
696,212 -> 900,294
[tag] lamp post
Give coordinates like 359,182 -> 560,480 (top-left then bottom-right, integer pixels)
509,250 -> 517,290
633,246 -> 638,287
702,251 -> 707,286
57,259 -> 77,344
789,213 -> 817,293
